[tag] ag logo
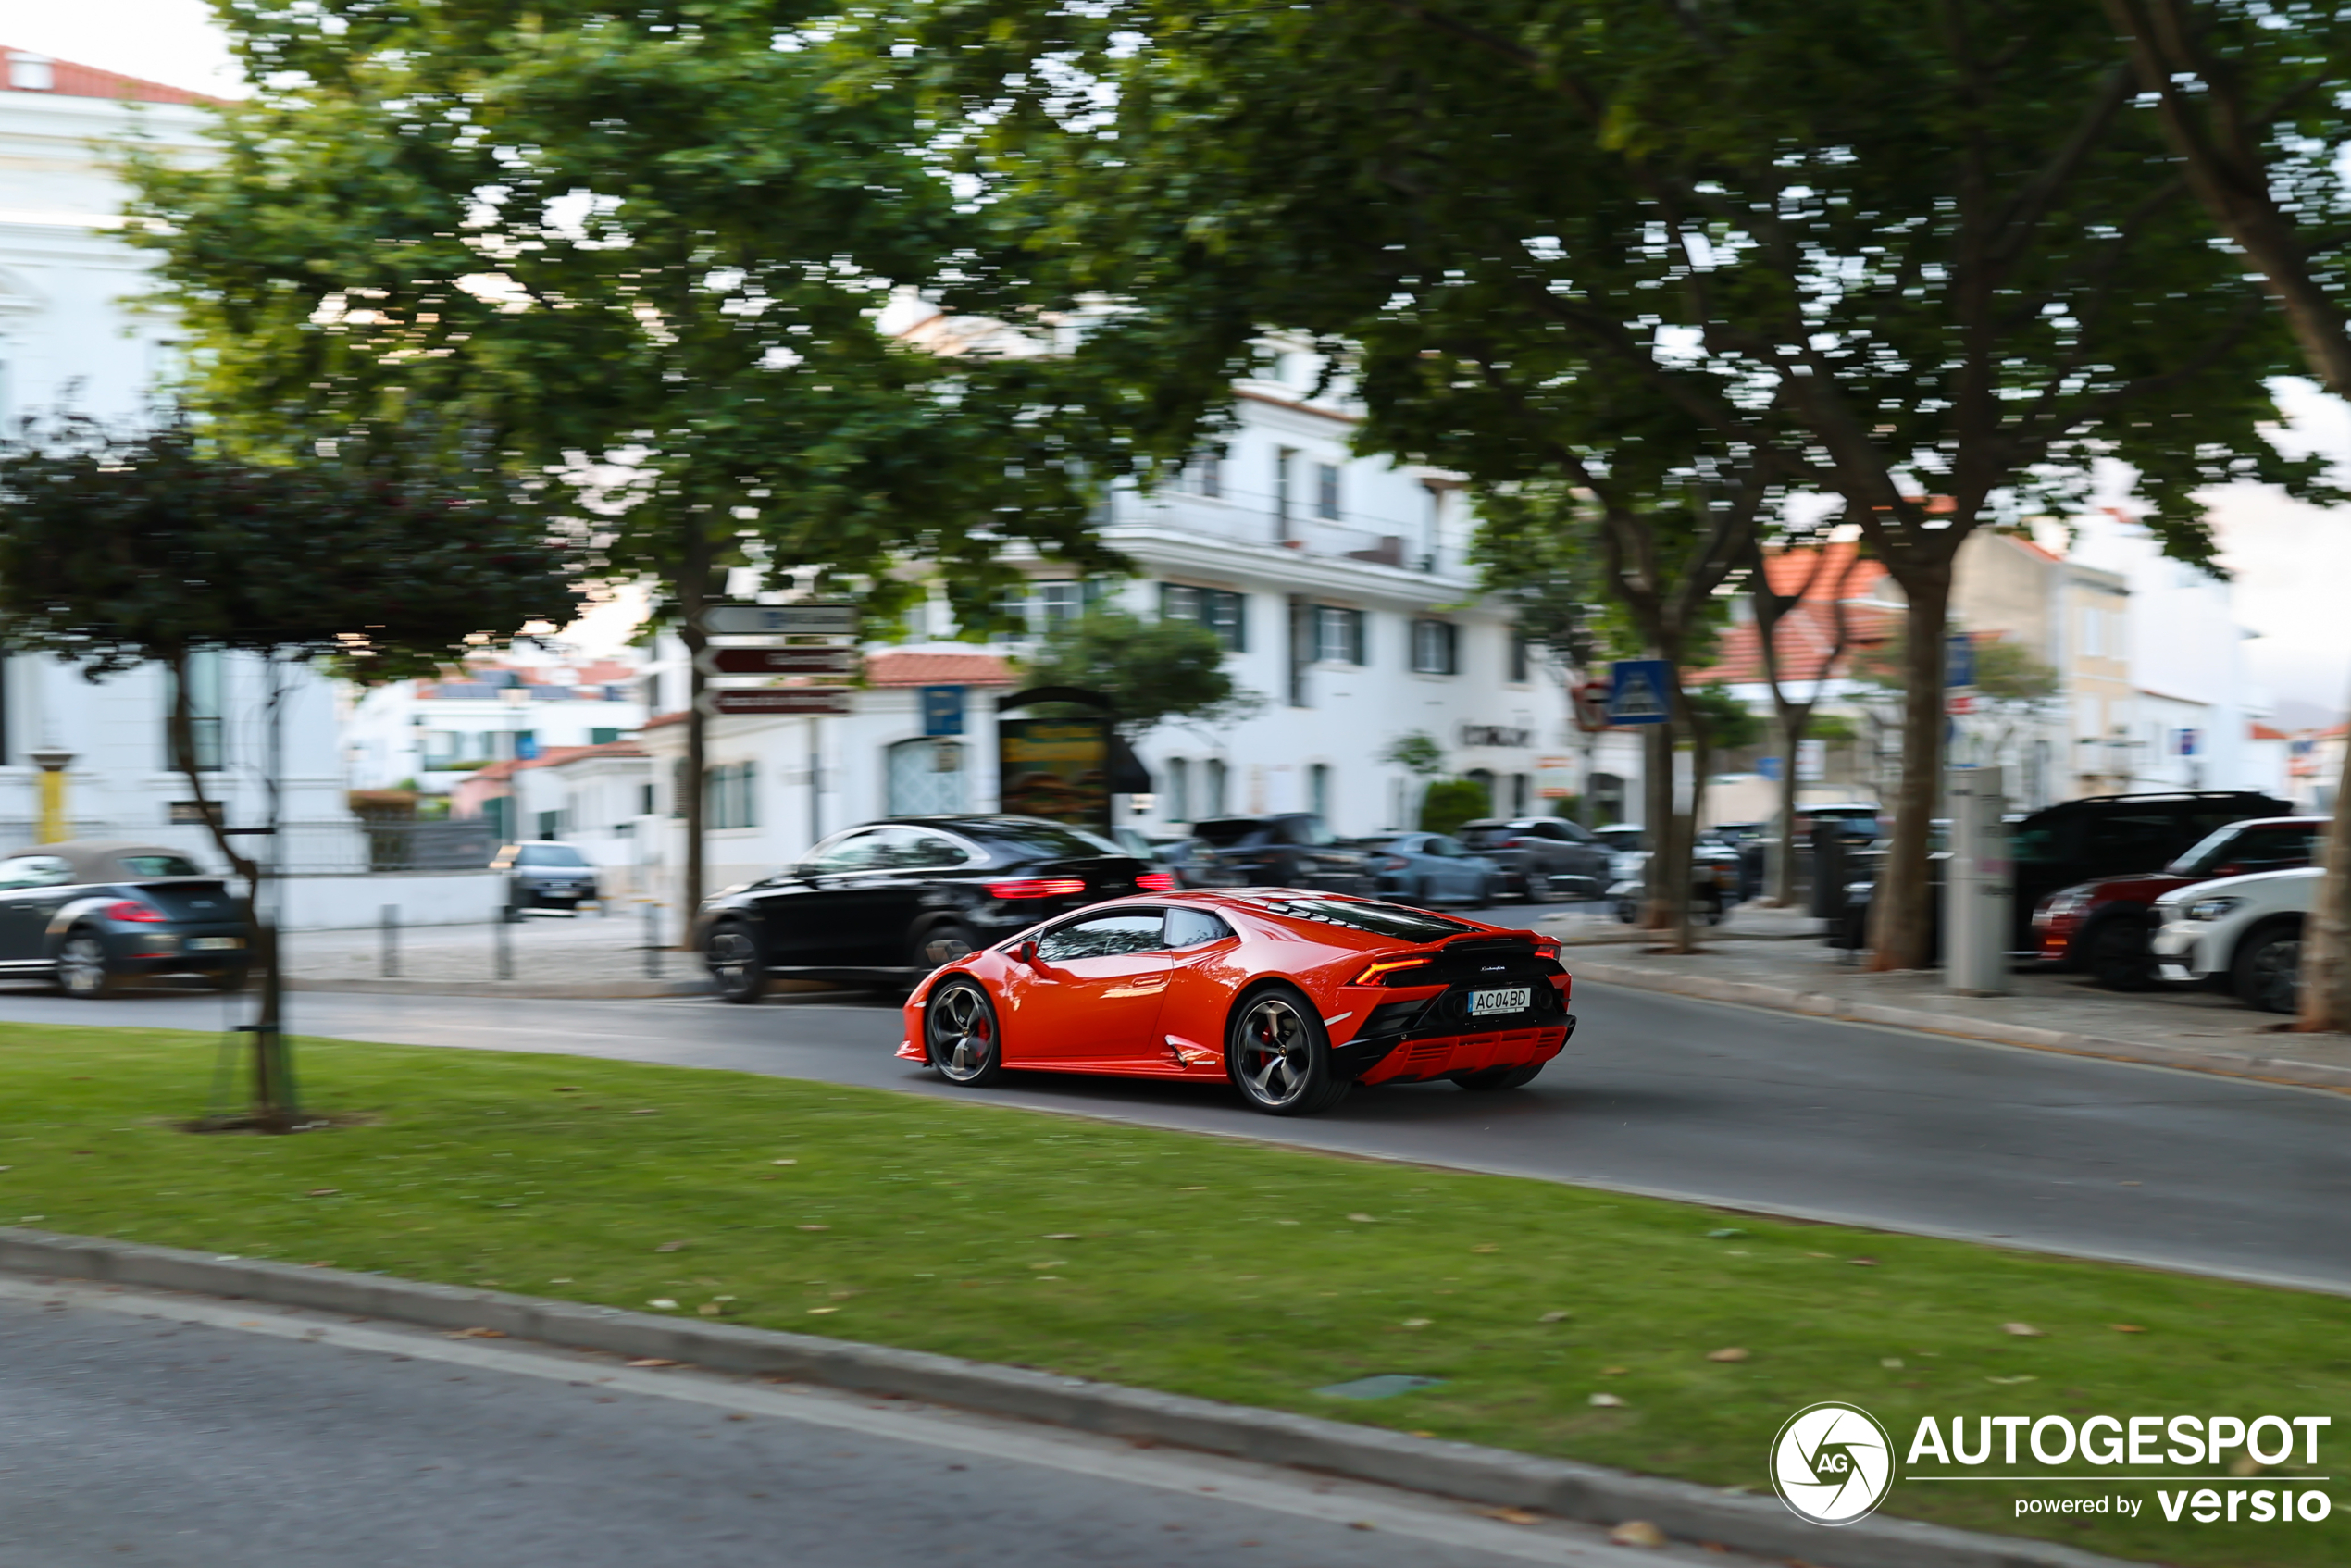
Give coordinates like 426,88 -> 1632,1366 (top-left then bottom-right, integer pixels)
1769,1401 -> 1895,1525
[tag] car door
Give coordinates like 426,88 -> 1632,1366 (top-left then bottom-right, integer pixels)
995,909 -> 1172,1066
0,854 -> 81,963
1550,819 -> 1611,895
1157,906 -> 1245,1067
1424,835 -> 1480,902
753,828 -> 892,965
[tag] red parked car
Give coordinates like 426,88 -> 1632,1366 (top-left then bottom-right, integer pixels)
2033,815 -> 2325,988
899,889 -> 1574,1115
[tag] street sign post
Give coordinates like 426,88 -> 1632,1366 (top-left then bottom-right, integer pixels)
698,602 -> 861,637
699,688 -> 853,717
693,646 -> 858,678
919,686 -> 966,737
1944,631 -> 1977,715
1605,660 -> 1673,725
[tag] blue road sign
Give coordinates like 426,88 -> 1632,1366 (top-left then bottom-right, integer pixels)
1758,755 -> 1784,781
1945,631 -> 1976,691
1606,660 -> 1673,725
919,685 -> 966,737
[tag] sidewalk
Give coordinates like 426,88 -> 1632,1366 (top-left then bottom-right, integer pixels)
1545,902 -> 2351,1094
280,909 -> 712,999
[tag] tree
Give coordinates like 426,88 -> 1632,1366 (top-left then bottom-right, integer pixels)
2102,0 -> 2351,1031
130,1 -> 1136,918
1018,606 -> 1263,739
927,0 -> 2321,972
0,420 -> 574,1128
1419,778 -> 1492,836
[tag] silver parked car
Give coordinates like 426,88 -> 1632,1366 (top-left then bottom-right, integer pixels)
494,841 -> 601,914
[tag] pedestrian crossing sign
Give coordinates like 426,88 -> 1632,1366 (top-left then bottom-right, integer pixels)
1606,659 -> 1673,725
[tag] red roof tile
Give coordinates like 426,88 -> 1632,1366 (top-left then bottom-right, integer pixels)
1688,544 -> 1898,685
3,49 -> 220,105
2250,722 -> 2290,742
864,650 -> 1014,688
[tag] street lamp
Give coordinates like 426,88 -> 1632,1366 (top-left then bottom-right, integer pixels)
28,748 -> 72,844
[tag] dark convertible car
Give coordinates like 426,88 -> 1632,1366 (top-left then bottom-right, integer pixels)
697,815 -> 1164,1002
0,840 -> 250,996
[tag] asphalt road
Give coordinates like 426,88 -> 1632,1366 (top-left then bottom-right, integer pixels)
2,929 -> 2346,1294
0,1275 -> 1725,1568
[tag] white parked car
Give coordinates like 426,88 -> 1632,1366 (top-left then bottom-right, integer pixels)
2148,865 -> 2315,1014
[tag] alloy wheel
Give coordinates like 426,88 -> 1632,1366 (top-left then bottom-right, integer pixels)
927,984 -> 998,1083
2250,938 -> 2301,1014
1234,994 -> 1312,1108
56,935 -> 108,997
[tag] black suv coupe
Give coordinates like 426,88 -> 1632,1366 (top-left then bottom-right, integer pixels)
697,815 -> 1161,1002
1456,817 -> 1613,902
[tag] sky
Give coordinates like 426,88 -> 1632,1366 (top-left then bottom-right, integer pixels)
18,1 -> 2351,716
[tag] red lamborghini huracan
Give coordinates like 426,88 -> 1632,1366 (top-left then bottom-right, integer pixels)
896,889 -> 1575,1115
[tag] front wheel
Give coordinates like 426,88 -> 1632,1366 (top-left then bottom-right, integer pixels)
2233,927 -> 2302,1015
925,979 -> 1003,1086
1524,870 -> 1554,904
2084,916 -> 2155,991
56,932 -> 112,998
704,920 -> 768,1004
1226,986 -> 1348,1115
1451,1063 -> 1546,1092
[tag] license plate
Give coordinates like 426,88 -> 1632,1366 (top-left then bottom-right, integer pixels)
1468,987 -> 1530,1016
189,937 -> 244,951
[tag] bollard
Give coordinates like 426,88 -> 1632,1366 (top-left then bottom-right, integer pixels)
493,908 -> 513,981
642,901 -> 663,979
380,903 -> 400,978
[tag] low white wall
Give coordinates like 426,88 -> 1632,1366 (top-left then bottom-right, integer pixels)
277,872 -> 505,931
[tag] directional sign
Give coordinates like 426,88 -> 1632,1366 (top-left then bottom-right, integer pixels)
699,688 -> 853,717
1605,660 -> 1672,725
698,602 -> 860,637
694,646 -> 858,678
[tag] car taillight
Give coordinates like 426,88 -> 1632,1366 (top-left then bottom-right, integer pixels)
1353,955 -> 1432,984
105,900 -> 167,924
1135,872 -> 1178,891
1532,940 -> 1561,963
986,877 -> 1088,900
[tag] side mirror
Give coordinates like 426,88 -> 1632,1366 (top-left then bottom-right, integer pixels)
1012,940 -> 1038,966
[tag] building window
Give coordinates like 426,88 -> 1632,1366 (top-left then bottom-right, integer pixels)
1410,618 -> 1459,676
705,761 -> 757,830
536,809 -> 565,841
886,738 -> 967,816
1178,447 -> 1224,499
639,783 -> 656,816
1510,633 -> 1530,684
1312,605 -> 1366,666
1165,757 -> 1191,823
163,651 -> 225,774
1205,758 -> 1229,817
1274,446 -> 1295,540
1308,762 -> 1331,820
1159,583 -> 1248,651
1511,773 -> 1531,815
997,580 -> 1101,640
484,796 -> 513,841
1315,463 -> 1340,521
1464,767 -> 1496,814
590,727 -> 621,746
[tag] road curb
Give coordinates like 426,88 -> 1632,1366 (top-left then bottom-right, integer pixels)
1568,958 -> 2351,1094
0,1226 -> 2134,1568
284,977 -> 716,1000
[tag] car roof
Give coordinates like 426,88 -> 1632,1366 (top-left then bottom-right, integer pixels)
0,840 -> 210,883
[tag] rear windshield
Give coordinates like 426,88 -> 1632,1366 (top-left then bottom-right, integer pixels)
516,844 -> 589,866
1190,818 -> 1265,847
118,854 -> 205,878
1240,895 -> 1476,941
1456,826 -> 1512,849
961,819 -> 1126,860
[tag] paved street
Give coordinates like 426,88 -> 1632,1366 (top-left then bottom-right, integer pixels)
0,1274 -> 1738,1568
3,947 -> 2346,1295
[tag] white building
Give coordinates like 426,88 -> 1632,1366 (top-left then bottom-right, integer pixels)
621,360 -> 1586,901
343,656 -> 647,793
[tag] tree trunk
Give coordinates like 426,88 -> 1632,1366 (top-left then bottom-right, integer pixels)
1641,719 -> 1674,929
678,514 -> 713,924
1771,708 -> 1804,907
2300,737 -> 2351,1030
169,652 -> 289,1126
1869,566 -> 1950,970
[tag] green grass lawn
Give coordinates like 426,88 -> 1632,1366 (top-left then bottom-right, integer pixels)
2,1021 -> 2344,1564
